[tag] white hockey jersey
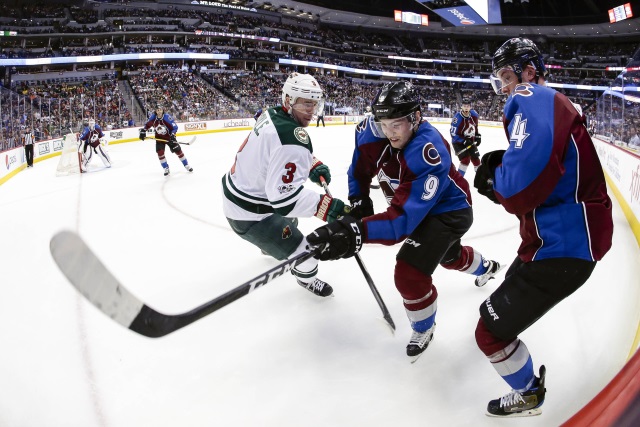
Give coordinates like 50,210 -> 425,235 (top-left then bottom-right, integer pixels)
222,106 -> 322,221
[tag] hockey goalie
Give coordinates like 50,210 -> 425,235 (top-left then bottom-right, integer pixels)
78,119 -> 111,172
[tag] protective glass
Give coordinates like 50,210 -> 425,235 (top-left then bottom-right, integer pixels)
291,98 -> 325,117
490,66 -> 515,95
371,113 -> 414,138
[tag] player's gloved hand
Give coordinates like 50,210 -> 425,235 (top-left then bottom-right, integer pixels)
138,128 -> 146,141
475,133 -> 482,146
169,134 -> 178,144
307,216 -> 363,261
309,157 -> 331,186
349,195 -> 374,219
474,150 -> 505,204
314,194 -> 351,223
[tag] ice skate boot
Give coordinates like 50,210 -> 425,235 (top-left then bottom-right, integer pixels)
406,322 -> 436,362
296,278 -> 333,297
163,167 -> 170,177
486,365 -> 546,417
185,164 -> 193,172
475,260 -> 504,287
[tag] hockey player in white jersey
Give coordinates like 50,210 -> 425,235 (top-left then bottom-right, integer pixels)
79,119 -> 111,171
222,73 -> 350,297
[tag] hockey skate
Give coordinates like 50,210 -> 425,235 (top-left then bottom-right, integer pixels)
163,167 -> 170,177
296,278 -> 333,297
185,164 -> 193,172
475,260 -> 504,287
486,365 -> 546,418
407,322 -> 436,362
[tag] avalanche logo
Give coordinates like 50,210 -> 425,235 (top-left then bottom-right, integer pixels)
156,124 -> 169,136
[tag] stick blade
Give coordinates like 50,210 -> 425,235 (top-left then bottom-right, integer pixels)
50,230 -> 145,331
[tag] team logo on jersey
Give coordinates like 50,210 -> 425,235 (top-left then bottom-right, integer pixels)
294,127 -> 309,144
278,184 -> 295,194
377,170 -> 400,204
422,142 -> 441,166
156,124 -> 169,135
282,225 -> 293,239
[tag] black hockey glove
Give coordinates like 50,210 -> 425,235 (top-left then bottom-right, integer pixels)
169,134 -> 178,144
473,150 -> 505,205
349,195 -> 374,220
307,216 -> 363,261
138,128 -> 146,141
309,157 -> 331,186
475,133 -> 482,146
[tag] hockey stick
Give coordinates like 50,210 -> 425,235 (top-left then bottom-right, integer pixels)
145,135 -> 196,146
454,142 -> 476,156
319,177 -> 396,333
50,230 -> 317,338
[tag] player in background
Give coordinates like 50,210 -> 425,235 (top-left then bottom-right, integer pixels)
473,37 -> 613,417
306,81 -> 502,360
450,99 -> 481,177
79,119 -> 111,171
221,73 -> 349,297
254,108 -> 263,121
363,106 -> 373,119
139,104 -> 193,177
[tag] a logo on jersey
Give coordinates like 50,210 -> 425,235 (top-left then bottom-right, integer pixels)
155,124 -> 169,136
463,124 -> 477,139
90,133 -> 99,143
282,225 -> 293,240
514,83 -> 534,97
294,127 -> 309,144
452,117 -> 458,125
278,184 -> 295,194
377,170 -> 400,204
422,142 -> 441,166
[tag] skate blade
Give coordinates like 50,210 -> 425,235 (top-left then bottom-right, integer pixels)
485,407 -> 542,418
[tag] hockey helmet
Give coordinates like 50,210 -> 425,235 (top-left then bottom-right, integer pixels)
372,81 -> 420,121
491,37 -> 547,94
88,118 -> 96,130
281,72 -> 324,115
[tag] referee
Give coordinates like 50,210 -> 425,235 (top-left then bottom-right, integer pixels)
23,127 -> 35,167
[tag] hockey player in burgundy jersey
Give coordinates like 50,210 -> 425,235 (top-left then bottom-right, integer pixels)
139,104 -> 193,176
450,99 -> 482,177
472,37 -> 613,417
79,119 -> 111,171
222,73 -> 349,298
307,81 -> 502,360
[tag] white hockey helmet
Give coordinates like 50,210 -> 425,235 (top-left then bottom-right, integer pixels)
281,72 -> 324,115
88,119 -> 96,130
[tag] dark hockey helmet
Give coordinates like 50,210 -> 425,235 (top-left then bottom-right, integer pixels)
492,37 -> 547,80
371,81 -> 420,121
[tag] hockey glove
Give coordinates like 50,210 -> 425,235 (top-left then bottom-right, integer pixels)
473,150 -> 505,205
309,157 -> 331,186
307,216 -> 363,261
169,134 -> 178,144
349,195 -> 374,220
475,133 -> 482,146
138,128 -> 146,141
315,194 -> 350,223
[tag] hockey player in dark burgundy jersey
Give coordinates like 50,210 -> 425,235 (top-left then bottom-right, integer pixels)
450,99 -> 482,177
306,81 -> 502,361
473,37 -> 613,418
139,104 -> 193,176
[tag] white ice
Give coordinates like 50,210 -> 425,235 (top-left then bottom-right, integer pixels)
1,123 -> 638,427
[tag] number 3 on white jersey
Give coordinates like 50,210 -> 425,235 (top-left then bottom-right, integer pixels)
509,113 -> 530,149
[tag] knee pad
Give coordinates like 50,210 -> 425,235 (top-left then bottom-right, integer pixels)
394,258 -> 435,305
157,148 -> 165,157
457,154 -> 471,164
441,245 -> 473,271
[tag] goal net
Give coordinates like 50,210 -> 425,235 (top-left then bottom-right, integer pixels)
55,132 -> 82,176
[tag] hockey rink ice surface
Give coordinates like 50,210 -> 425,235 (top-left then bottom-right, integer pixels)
1,123 -> 639,427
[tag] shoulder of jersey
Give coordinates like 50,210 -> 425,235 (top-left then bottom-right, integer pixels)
270,108 -> 312,149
